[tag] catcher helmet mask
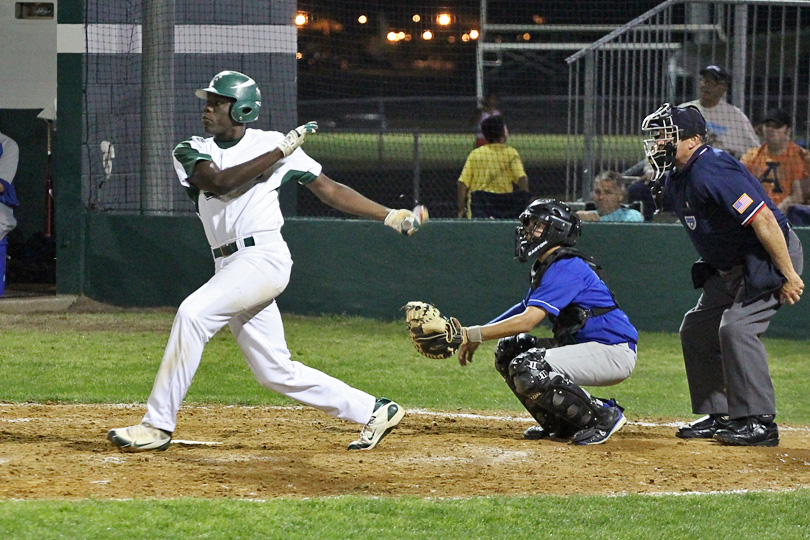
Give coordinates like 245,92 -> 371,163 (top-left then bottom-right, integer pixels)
196,70 -> 262,123
641,103 -> 706,181
515,199 -> 581,262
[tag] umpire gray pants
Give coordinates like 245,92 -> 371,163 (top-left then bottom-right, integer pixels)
679,230 -> 803,419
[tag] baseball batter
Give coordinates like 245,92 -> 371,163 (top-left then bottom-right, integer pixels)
108,71 -> 422,452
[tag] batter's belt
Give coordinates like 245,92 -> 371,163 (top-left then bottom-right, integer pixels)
211,231 -> 283,259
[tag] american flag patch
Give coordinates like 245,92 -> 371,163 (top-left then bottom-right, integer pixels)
733,193 -> 754,213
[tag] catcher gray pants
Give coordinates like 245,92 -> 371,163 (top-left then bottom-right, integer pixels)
679,229 -> 804,419
544,342 -> 636,387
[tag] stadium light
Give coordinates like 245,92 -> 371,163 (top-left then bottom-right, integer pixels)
358,15 -> 367,24
294,12 -> 308,26
436,13 -> 452,26
412,14 -> 421,22
387,31 -> 398,42
422,30 -> 433,40
469,29 -> 479,39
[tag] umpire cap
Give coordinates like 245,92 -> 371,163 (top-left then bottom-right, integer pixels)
671,106 -> 707,139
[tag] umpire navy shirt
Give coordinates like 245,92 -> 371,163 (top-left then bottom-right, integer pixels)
663,145 -> 790,271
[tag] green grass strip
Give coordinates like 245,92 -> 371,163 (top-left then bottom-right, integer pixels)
2,312 -> 809,423
2,492 -> 810,540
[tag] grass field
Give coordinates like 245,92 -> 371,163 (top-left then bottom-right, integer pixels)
1,311 -> 810,539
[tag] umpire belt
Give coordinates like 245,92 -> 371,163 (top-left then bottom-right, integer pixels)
211,236 -> 255,259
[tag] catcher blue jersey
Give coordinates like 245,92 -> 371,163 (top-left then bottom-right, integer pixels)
492,257 -> 637,346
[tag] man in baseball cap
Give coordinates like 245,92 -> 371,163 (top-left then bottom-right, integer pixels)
741,106 -> 810,214
700,65 -> 732,86
678,64 -> 759,158
641,101 -> 805,447
761,107 -> 792,127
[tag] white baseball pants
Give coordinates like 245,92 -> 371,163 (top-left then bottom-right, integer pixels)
142,233 -> 376,433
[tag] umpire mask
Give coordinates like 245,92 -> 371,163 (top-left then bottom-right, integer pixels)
641,103 -> 706,181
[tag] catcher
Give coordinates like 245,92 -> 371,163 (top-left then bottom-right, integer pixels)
405,199 -> 637,445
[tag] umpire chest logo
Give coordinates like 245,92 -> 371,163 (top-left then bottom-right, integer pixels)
684,215 -> 697,230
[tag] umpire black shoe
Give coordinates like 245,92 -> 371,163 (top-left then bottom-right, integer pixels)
713,415 -> 779,447
676,414 -> 731,439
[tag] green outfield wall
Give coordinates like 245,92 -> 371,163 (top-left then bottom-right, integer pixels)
76,216 -> 810,339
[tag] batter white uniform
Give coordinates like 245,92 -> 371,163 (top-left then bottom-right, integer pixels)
141,128 -> 376,432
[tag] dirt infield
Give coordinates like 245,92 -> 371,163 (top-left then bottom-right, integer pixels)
2,403 -> 810,499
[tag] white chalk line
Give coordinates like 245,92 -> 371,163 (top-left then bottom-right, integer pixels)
3,403 -> 810,432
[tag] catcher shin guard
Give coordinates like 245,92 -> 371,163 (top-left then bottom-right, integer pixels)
508,349 -> 607,430
493,340 -> 550,427
497,346 -> 578,438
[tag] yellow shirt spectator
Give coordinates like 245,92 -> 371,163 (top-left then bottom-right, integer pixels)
458,143 -> 528,218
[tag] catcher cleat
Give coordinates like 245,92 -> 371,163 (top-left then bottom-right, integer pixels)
347,398 -> 405,450
713,415 -> 779,447
676,414 -> 730,439
571,404 -> 626,445
523,420 -> 580,441
107,423 -> 172,452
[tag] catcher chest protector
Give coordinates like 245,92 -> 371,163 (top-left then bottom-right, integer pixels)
508,349 -> 610,430
196,70 -> 262,123
531,247 -> 618,346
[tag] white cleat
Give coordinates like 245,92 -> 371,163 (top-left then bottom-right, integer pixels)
107,423 -> 172,452
347,398 -> 405,450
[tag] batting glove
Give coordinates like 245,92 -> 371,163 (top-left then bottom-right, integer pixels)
384,205 -> 429,236
277,121 -> 318,157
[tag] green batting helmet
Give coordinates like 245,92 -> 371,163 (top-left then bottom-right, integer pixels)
195,70 -> 262,123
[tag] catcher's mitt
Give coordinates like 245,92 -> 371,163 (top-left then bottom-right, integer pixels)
404,301 -> 465,359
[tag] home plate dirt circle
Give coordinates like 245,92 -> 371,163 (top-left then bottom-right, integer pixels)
1,403 -> 810,499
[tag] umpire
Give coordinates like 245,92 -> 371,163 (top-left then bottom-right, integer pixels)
641,103 -> 804,447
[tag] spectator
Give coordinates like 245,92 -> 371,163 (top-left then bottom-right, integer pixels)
473,93 -> 501,148
679,65 -> 759,159
576,171 -> 644,222
0,130 -> 20,297
457,115 -> 530,219
740,107 -> 810,215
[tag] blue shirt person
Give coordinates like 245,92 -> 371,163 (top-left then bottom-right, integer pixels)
642,103 -> 804,447
454,200 -> 636,445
